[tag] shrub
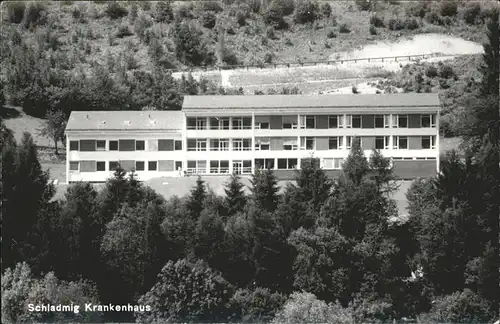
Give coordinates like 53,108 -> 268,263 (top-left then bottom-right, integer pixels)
370,15 -> 385,27
405,1 -> 430,18
425,11 -> 443,25
236,11 -> 247,26
352,86 -> 359,94
420,289 -> 494,323
321,3 -> 332,18
339,23 -> 350,33
176,3 -> 194,19
438,64 -> 455,79
440,0 -> 458,17
248,0 -> 262,14
230,288 -> 287,322
327,29 -> 336,38
274,0 -> 295,16
72,6 -> 82,20
264,1 -> 287,29
129,2 -> 138,22
404,17 -> 420,30
7,2 -> 25,23
369,24 -> 377,35
387,17 -> 405,31
23,2 -> 47,28
200,11 -> 217,29
294,0 -> 320,24
105,1 -> 128,19
140,1 -> 151,11
266,26 -> 276,39
463,2 -> 481,25
134,13 -> 153,41
116,25 -> 133,38
272,292 -> 354,324
351,299 -> 394,323
425,66 -> 438,78
285,38 -> 293,45
202,1 -> 223,13
155,1 -> 173,23
355,0 -> 371,11
264,52 -> 273,64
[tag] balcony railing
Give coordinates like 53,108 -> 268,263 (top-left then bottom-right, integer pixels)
209,167 -> 230,174
186,168 -> 207,175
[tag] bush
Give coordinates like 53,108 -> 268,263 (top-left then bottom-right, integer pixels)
23,2 -> 47,28
370,15 -> 385,28
339,23 -> 350,33
438,64 -> 455,79
266,26 -> 276,39
236,11 -> 247,26
129,2 -> 138,22
425,11 -> 444,25
274,0 -> 295,16
327,29 -> 336,38
321,3 -> 332,18
272,292 -> 354,324
264,1 -> 287,29
7,2 -> 25,23
264,52 -> 274,64
351,299 -> 394,323
285,38 -> 293,45
176,3 -> 194,19
425,66 -> 438,78
404,17 -> 420,30
294,0 -> 320,24
200,11 -> 217,29
369,24 -> 377,35
387,17 -> 405,31
352,86 -> 359,94
230,288 -> 287,322
355,0 -> 371,11
463,2 -> 481,25
440,0 -> 458,17
155,1 -> 173,23
248,0 -> 262,14
405,1 -> 430,18
116,25 -> 133,38
105,1 -> 128,19
420,289 -> 494,323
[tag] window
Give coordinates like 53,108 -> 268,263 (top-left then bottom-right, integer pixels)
210,117 -> 230,130
375,115 -> 388,128
255,158 -> 274,169
324,158 -> 343,169
187,160 -> 207,174
187,117 -> 207,130
175,161 -> 182,171
109,161 -> 119,171
210,160 -> 230,174
69,161 -> 79,171
94,140 -> 105,151
70,141 -> 79,151
233,139 -> 251,151
135,161 -> 145,171
210,139 -> 229,151
283,138 -> 298,150
174,140 -> 182,151
375,136 -> 390,150
393,114 -> 408,128
328,136 -> 343,150
255,138 -> 270,151
421,114 -> 436,128
242,117 -> 252,129
186,139 -> 206,151
109,140 -> 118,151
394,136 -> 408,149
96,161 -> 106,171
346,136 -> 360,149
328,115 -> 339,128
299,116 -> 316,129
277,158 -> 298,170
421,136 -> 436,149
352,115 -> 362,128
232,118 -> 243,130
255,122 -> 269,129
135,140 -> 145,151
300,137 -> 315,150
148,161 -> 157,171
187,118 -> 197,129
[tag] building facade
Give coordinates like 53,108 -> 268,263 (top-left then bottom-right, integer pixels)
65,93 -> 440,183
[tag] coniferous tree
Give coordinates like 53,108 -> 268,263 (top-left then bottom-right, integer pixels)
250,168 -> 280,213
294,158 -> 333,213
343,137 -> 370,185
187,176 -> 207,220
224,173 -> 247,216
369,149 -> 399,194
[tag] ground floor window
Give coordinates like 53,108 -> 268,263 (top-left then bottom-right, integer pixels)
187,160 -> 207,175
323,158 -> 344,170
277,158 -> 298,170
210,160 -> 230,174
148,161 -> 158,171
175,161 -> 182,171
135,161 -> 145,171
233,160 -> 252,174
255,158 -> 274,170
96,161 -> 106,171
109,161 -> 119,171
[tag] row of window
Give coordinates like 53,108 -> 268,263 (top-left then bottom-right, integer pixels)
69,160 -> 183,172
187,138 -> 252,151
69,139 -> 183,152
187,114 -> 437,130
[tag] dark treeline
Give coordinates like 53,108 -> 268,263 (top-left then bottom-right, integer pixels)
1,5 -> 499,324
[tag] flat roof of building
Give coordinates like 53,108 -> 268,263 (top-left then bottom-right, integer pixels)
182,93 -> 441,109
65,111 -> 183,131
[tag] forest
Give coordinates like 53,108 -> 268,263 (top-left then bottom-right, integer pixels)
1,1 -> 499,323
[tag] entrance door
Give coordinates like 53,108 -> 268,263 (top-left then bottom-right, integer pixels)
233,161 -> 243,175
